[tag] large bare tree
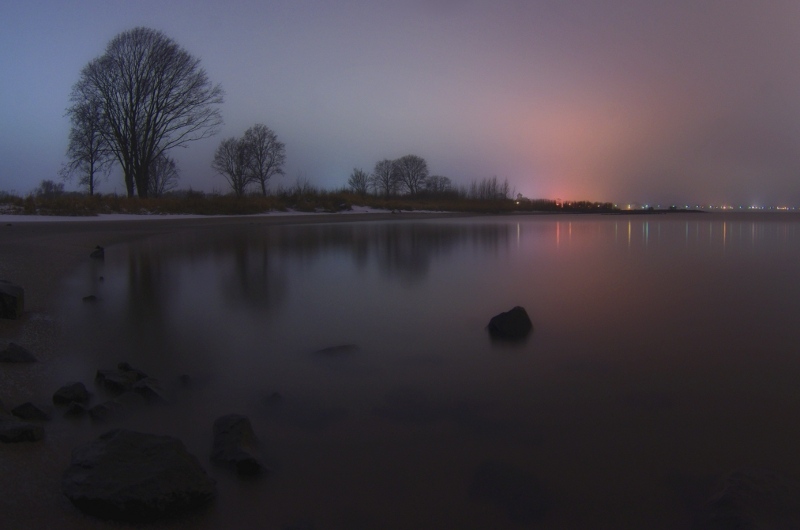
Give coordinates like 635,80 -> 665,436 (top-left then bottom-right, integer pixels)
395,154 -> 428,195
68,27 -> 224,198
212,137 -> 253,197
60,98 -> 112,195
243,124 -> 285,196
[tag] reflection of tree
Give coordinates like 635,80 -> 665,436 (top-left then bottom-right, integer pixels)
122,248 -> 174,362
222,236 -> 286,311
266,222 -> 512,284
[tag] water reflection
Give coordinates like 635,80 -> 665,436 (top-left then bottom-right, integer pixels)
56,213 -> 800,529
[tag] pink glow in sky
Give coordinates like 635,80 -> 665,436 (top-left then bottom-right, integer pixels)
3,1 -> 800,206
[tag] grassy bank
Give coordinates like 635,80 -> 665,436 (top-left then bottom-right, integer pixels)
0,188 -> 616,217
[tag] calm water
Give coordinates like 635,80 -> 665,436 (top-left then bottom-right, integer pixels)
54,213 -> 800,529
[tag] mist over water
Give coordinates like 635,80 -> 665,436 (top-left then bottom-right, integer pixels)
54,214 -> 800,528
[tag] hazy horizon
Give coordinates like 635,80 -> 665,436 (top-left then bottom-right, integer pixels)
4,1 -> 800,206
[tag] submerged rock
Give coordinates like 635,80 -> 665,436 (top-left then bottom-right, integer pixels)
88,392 -> 146,423
211,414 -> 265,476
487,306 -> 533,341
694,467 -> 800,529
0,342 -> 37,363
0,280 -> 24,319
11,402 -> 50,421
62,429 -> 216,522
313,344 -> 360,356
469,461 -> 551,524
0,415 -> 44,443
53,382 -> 90,405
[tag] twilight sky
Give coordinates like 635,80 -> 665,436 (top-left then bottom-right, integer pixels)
3,0 -> 800,206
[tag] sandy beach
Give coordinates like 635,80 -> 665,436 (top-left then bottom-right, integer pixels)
0,211 -> 461,529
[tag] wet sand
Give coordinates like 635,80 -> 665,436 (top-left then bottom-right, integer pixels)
0,212 -> 461,529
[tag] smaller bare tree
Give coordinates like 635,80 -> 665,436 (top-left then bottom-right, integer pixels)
425,175 -> 452,194
148,154 -> 180,197
395,154 -> 428,195
60,98 -> 112,195
370,159 -> 400,197
244,124 -> 285,196
212,137 -> 253,197
347,167 -> 370,195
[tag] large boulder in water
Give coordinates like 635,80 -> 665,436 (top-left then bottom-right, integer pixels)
487,306 -> 533,341
62,429 -> 216,522
210,414 -> 265,476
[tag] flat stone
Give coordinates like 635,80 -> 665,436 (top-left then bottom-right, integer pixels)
88,392 -> 146,423
0,342 -> 37,363
0,416 -> 44,443
11,402 -> 50,421
210,414 -> 265,476
53,382 -> 90,405
62,429 -> 216,522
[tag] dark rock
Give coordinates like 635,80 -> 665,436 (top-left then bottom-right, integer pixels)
0,280 -> 24,319
53,382 -> 90,405
314,344 -> 360,355
11,402 -> 50,421
487,306 -> 533,341
0,342 -> 37,363
0,416 -> 44,443
89,245 -> 104,259
95,368 -> 141,394
62,429 -> 216,522
210,414 -> 265,476
469,461 -> 551,524
694,467 -> 800,529
132,378 -> 169,404
117,362 -> 148,380
64,402 -> 87,418
88,392 -> 146,423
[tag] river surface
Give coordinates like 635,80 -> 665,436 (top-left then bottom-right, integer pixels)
53,213 -> 800,529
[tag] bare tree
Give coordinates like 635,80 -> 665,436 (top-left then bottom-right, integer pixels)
148,154 -> 180,197
370,159 -> 399,197
347,167 -> 370,195
68,27 -> 224,198
243,124 -> 285,196
395,154 -> 428,195
60,98 -> 112,195
425,175 -> 452,194
33,179 -> 65,198
212,137 -> 253,197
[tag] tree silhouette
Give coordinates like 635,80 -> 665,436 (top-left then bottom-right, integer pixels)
148,154 -> 180,197
244,124 -> 285,196
395,154 -> 428,195
68,27 -> 223,198
212,137 -> 253,197
60,98 -> 112,195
